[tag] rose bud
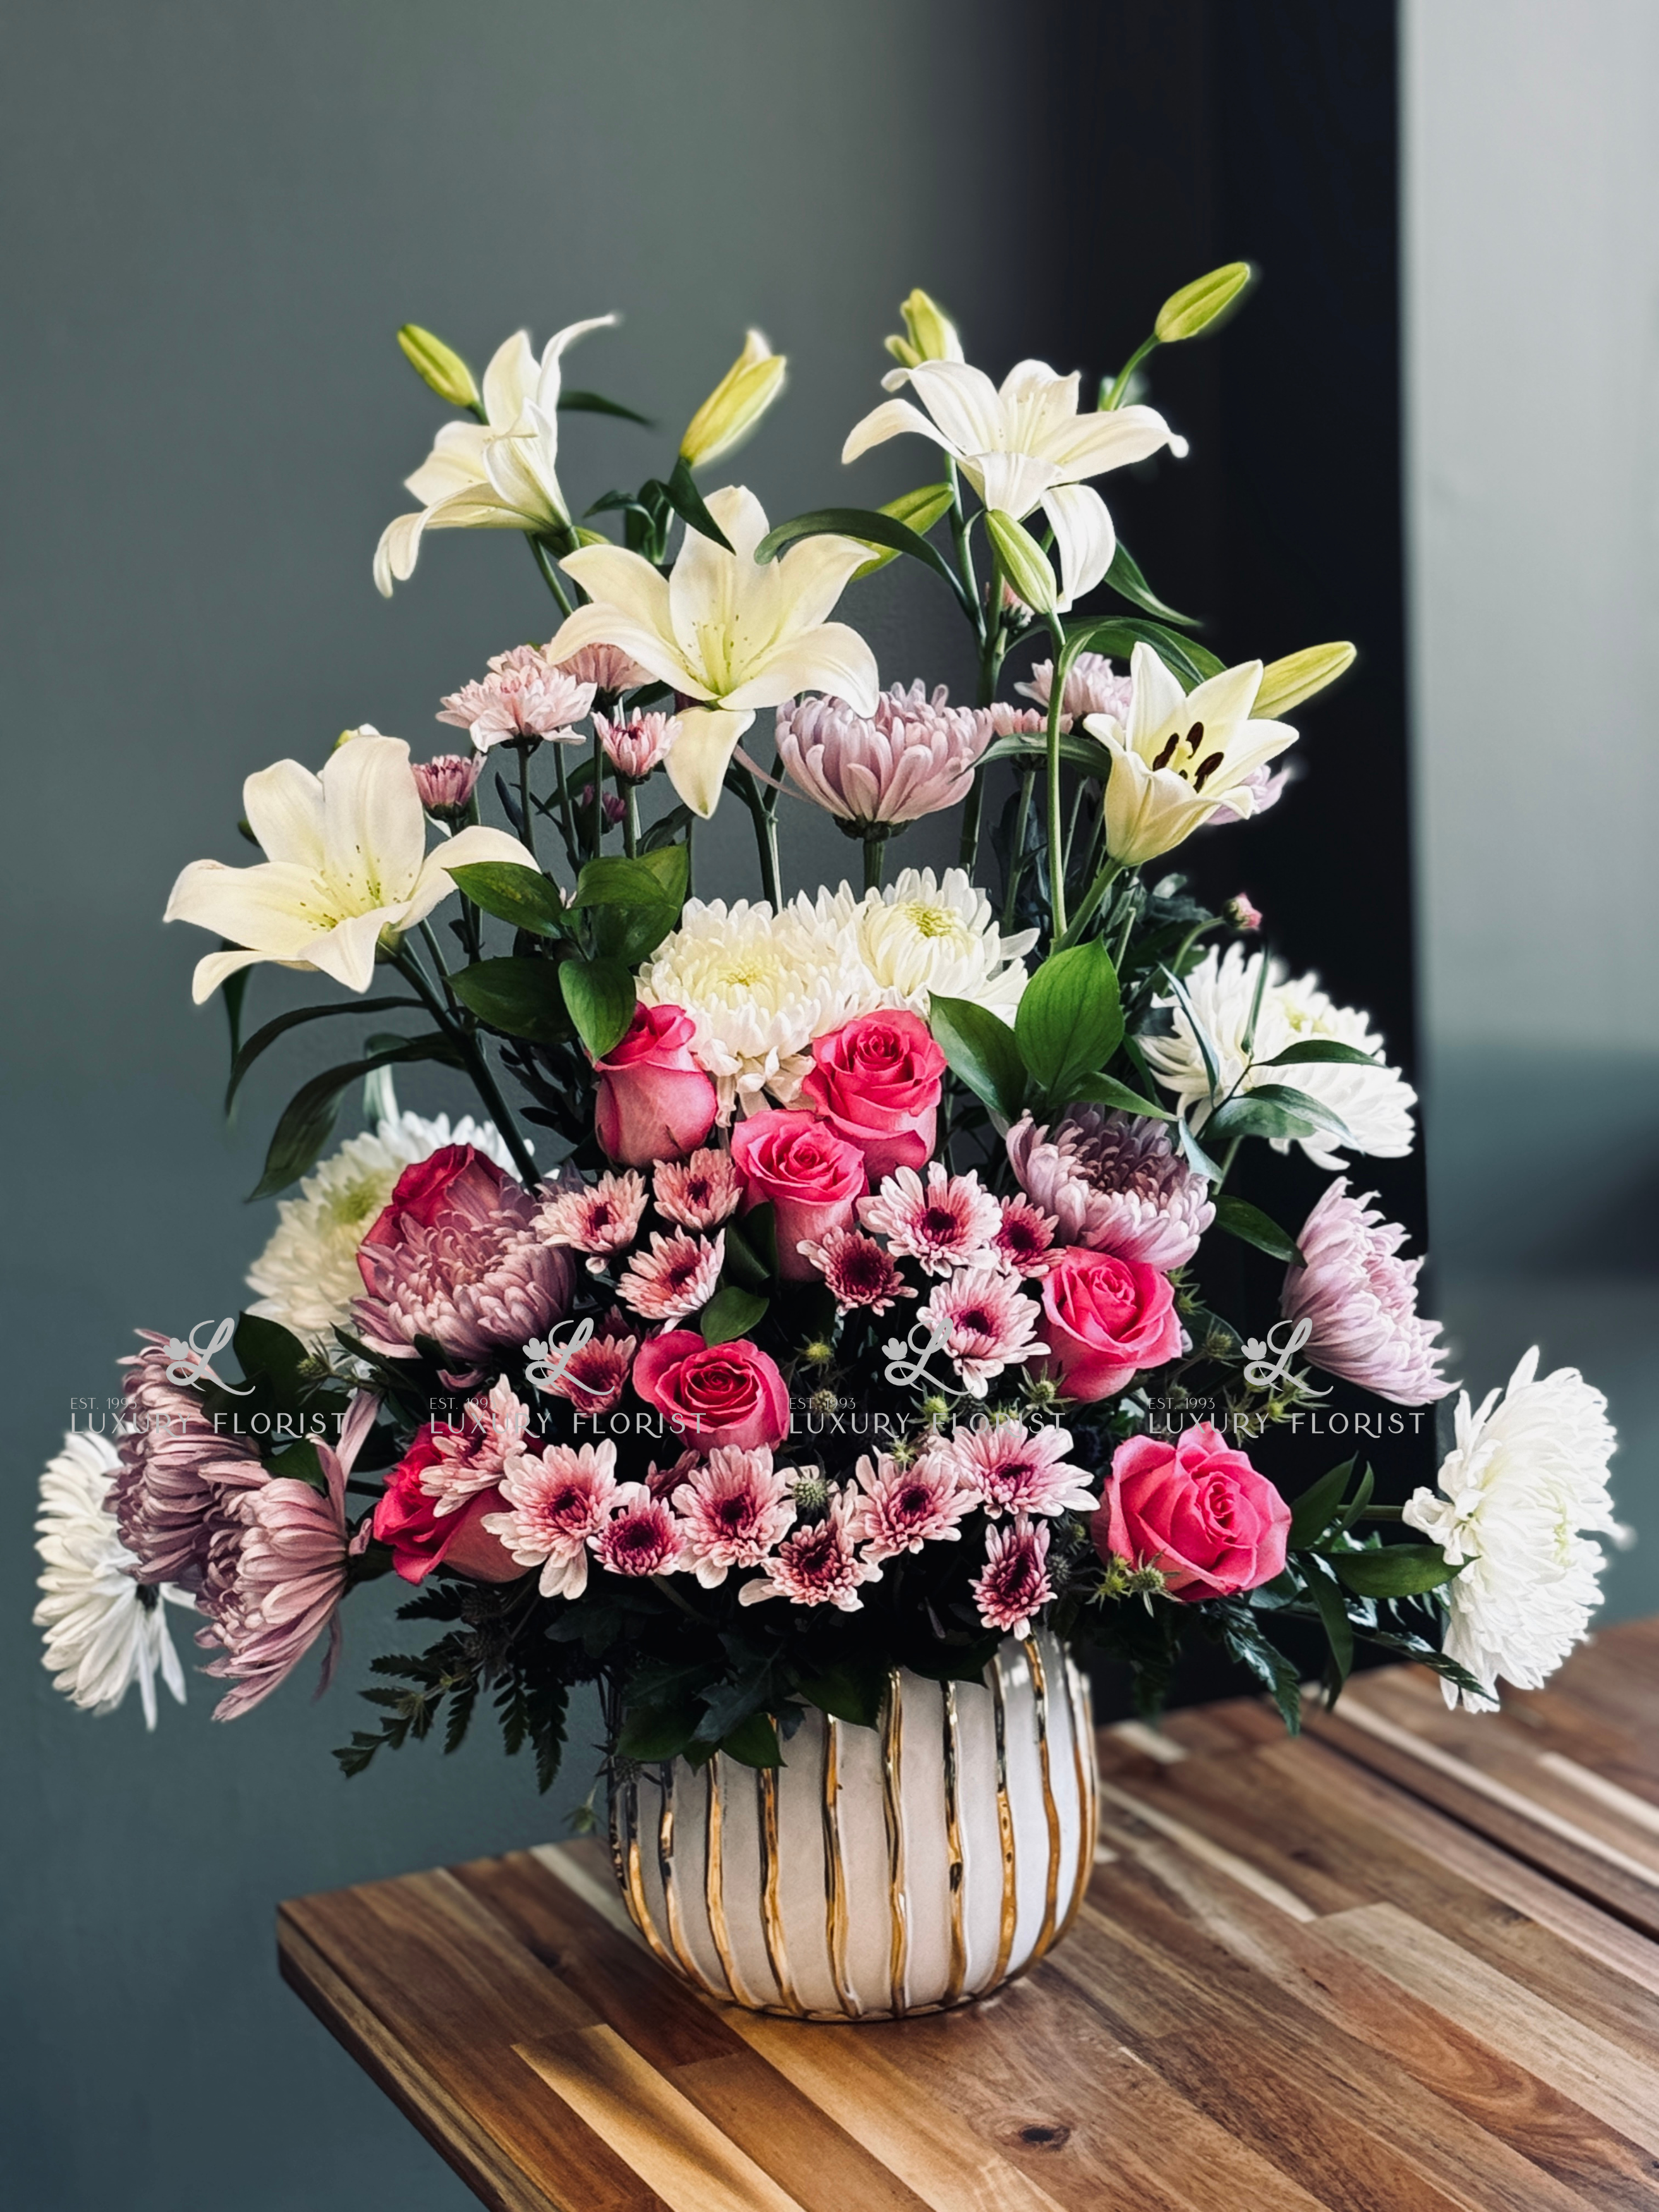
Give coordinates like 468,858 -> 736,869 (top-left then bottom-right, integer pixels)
1093,1424 -> 1291,1600
593,1003 -> 719,1168
729,1109 -> 867,1281
1040,1247 -> 1182,1401
798,1011 -> 945,1182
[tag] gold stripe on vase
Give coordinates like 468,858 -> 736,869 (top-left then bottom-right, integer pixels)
880,1670 -> 910,2017
820,1717 -> 859,2017
1022,1636 -> 1064,1963
756,1766 -> 801,2014
616,1773 -> 682,1976
702,1758 -> 755,2008
988,1648 -> 1019,1987
939,1682 -> 968,2007
1055,1660 -> 1098,1943
653,1766 -> 702,1987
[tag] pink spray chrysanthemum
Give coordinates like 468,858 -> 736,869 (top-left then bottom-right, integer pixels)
538,1170 -> 648,1273
1282,1180 -> 1454,1407
675,1447 -> 796,1587
971,1515 -> 1054,1636
481,1439 -> 618,1600
592,1483 -> 684,1578
849,1450 -> 975,1563
775,681 -> 992,827
1007,1109 -> 1214,1270
646,1449 -> 700,1502
653,1147 -> 743,1232
437,644 -> 595,751
552,640 -> 654,695
1017,652 -> 1134,731
983,702 -> 1047,738
112,1334 -> 265,1591
796,1227 -> 916,1315
858,1162 -> 1003,1277
992,1196 -> 1060,1279
422,1376 -> 533,1515
597,709 -> 680,782
941,1418 -> 1097,1519
542,1317 -> 638,1416
916,1268 -> 1048,1395
413,753 -> 483,817
738,1489 -> 881,1612
616,1229 -> 724,1322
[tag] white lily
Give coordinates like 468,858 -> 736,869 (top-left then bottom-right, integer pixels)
374,316 -> 617,596
1085,642 -> 1298,866
547,485 -> 878,818
843,357 -> 1184,610
165,732 -> 535,1002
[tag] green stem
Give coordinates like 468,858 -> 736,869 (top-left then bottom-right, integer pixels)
945,460 -> 981,644
417,920 -> 459,1011
1000,769 -> 1036,931
589,724 -> 604,856
552,744 -> 579,874
731,763 -> 781,906
685,817 -> 696,900
1057,854 -> 1126,951
863,832 -> 888,892
1043,616 -> 1067,940
527,533 -> 575,618
1102,333 -> 1160,411
623,784 -> 640,859
516,743 -> 537,863
392,948 -> 540,1188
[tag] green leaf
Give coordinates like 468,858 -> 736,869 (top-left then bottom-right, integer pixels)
719,1710 -> 782,1769
558,387 -> 653,427
1063,616 -> 1224,688
1258,1038 -> 1380,1069
1104,539 -> 1196,626
451,956 -> 571,1043
1015,941 -> 1124,1101
1331,1545 -> 1457,1598
222,961 -> 252,1068
248,1037 -> 458,1200
265,1437 -> 327,1488
1174,1115 -> 1225,1184
1213,1194 -> 1299,1263
558,956 -> 636,1057
978,727 -> 1112,779
224,994 -> 421,1112
1288,1459 -> 1355,1549
1333,1466 -> 1375,1537
1304,1559 -> 1355,1687
664,455 -> 734,552
794,1660 -> 887,1730
1214,1606 -> 1301,1733
700,1285 -> 769,1346
641,803 -> 695,852
851,483 -> 954,578
574,848 -> 688,910
1064,1071 -> 1174,1121
753,506 -> 974,620
1202,1083 -> 1355,1150
447,861 -> 570,938
719,1215 -> 774,1291
928,995 -> 1026,1122
1155,261 -> 1255,343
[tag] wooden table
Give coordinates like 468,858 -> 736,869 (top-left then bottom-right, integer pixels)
281,1619 -> 1659,2211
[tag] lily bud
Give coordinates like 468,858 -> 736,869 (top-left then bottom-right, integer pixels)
985,509 -> 1058,617
679,330 -> 786,468
396,324 -> 480,410
1254,641 -> 1356,719
1154,262 -> 1255,344
884,287 -> 964,370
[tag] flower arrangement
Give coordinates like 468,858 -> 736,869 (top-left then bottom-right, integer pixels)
40,273 -> 1624,1816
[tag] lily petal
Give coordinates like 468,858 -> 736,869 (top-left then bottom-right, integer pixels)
481,331 -> 539,430
533,313 -> 621,421
724,621 -> 879,715
665,706 -> 755,818
404,421 -> 492,506
1125,642 -> 1191,752
190,947 -> 269,1007
164,858 -> 333,954
375,511 -> 428,597
900,360 -> 1009,458
1179,659 -> 1265,744
770,530 -> 877,631
1042,482 -> 1117,609
242,759 -> 327,870
303,906 -> 408,995
973,450 -> 1057,518
841,395 -> 957,468
544,600 -> 701,698
1043,401 -> 1187,480
319,735 -> 425,910
558,543 -> 677,635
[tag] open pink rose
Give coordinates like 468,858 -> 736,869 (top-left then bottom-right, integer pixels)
1040,1248 -> 1181,1400
1093,1424 -> 1291,1600
363,1145 -> 511,1245
631,1330 -> 791,1451
593,1003 -> 719,1168
730,1109 -> 867,1282
372,1428 -> 525,1586
798,1011 -> 946,1182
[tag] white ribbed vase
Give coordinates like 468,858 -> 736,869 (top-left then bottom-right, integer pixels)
608,1631 -> 1097,2022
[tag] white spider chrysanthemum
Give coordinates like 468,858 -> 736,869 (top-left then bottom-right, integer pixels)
1142,942 -> 1416,1171
246,1110 -> 516,1348
806,868 -> 1037,1019
35,1430 -> 193,1729
639,897 -> 875,1112
1404,1349 -> 1623,1711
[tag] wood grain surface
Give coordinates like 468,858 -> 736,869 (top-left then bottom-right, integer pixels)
281,1621 -> 1659,2212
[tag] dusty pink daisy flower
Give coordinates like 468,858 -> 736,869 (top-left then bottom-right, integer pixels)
849,1450 -> 975,1563
675,1447 -> 796,1588
971,1515 -> 1053,1636
941,1418 -> 1097,1519
1282,1181 -> 1454,1407
538,1170 -> 648,1273
1017,652 -> 1134,731
775,681 -> 992,827
1007,1108 -> 1214,1270
593,1483 -> 684,1578
653,1148 -> 742,1232
542,1320 -> 638,1416
616,1229 -> 724,1322
992,1196 -> 1060,1279
422,1376 -> 533,1514
796,1227 -> 916,1315
438,644 -> 595,751
482,1439 -> 618,1600
413,753 -> 483,817
916,1268 -> 1048,1395
738,1489 -> 880,1612
597,709 -> 680,782
859,1163 -> 1002,1277
552,640 -> 654,694
112,1334 -> 265,1591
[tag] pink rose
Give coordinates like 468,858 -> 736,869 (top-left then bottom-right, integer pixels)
372,1428 -> 524,1586
798,1011 -> 946,1182
631,1330 -> 791,1452
593,1003 -> 719,1168
729,1109 -> 867,1282
363,1145 -> 509,1246
1093,1424 -> 1291,1600
1040,1248 -> 1181,1400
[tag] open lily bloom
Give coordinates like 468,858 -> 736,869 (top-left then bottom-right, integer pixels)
843,358 -> 1184,609
1084,642 -> 1297,866
548,485 -> 878,817
374,316 -> 617,596
164,732 -> 535,1002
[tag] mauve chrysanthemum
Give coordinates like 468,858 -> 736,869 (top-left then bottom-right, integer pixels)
616,1229 -> 724,1322
675,1447 -> 795,1587
940,1418 -> 1097,1520
352,1148 -> 574,1378
797,1226 -> 915,1315
1006,1108 -> 1214,1269
437,644 -> 595,751
552,640 -> 654,694
413,753 -> 483,818
482,1439 -> 619,1600
849,1450 -> 975,1562
1017,652 -> 1134,729
592,1483 -> 684,1577
1282,1181 -> 1453,1407
653,1148 -> 742,1232
597,709 -> 679,782
858,1163 -> 1003,1277
112,1335 -> 265,1591
538,1169 -> 649,1272
971,1515 -> 1053,1635
738,1488 -> 880,1612
992,1196 -> 1060,1278
916,1268 -> 1048,1395
421,1376 -> 533,1515
775,681 -> 992,827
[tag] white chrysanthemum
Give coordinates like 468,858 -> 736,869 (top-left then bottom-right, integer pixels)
1142,943 -> 1416,1171
640,897 -> 874,1112
805,867 -> 1037,1019
1404,1349 -> 1623,1711
246,1110 -> 516,1347
35,1430 -> 193,1729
